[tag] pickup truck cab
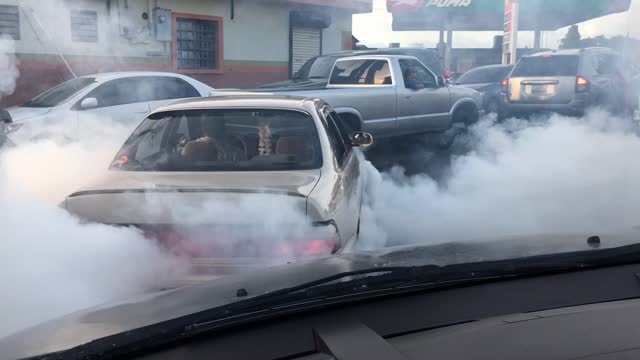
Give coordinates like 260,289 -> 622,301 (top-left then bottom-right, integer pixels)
256,55 -> 483,138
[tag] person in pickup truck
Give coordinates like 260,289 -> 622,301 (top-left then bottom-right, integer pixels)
403,69 -> 424,91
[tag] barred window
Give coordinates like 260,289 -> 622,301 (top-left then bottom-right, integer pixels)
0,5 -> 20,40
176,17 -> 218,70
70,10 -> 98,43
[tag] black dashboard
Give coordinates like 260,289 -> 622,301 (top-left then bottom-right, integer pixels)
133,263 -> 640,360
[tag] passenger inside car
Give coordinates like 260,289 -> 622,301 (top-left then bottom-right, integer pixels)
276,135 -> 312,162
112,109 -> 323,172
181,116 -> 247,162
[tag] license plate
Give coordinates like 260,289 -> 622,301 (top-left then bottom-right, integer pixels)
531,85 -> 547,94
634,110 -> 640,121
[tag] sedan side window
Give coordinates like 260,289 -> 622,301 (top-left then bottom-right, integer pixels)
80,77 -> 152,109
322,108 -> 348,167
152,77 -> 201,101
328,111 -> 353,146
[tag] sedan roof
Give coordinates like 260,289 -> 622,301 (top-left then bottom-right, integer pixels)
153,94 -> 318,113
77,71 -> 196,81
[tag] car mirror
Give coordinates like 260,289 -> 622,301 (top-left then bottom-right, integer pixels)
80,97 -> 98,110
351,132 -> 373,148
437,76 -> 446,87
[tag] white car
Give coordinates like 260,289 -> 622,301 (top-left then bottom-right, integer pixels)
7,72 -> 214,142
61,95 -> 373,272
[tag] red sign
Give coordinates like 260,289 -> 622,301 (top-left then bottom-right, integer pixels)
387,0 -> 426,11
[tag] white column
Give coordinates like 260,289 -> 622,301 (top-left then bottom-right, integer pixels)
446,27 -> 453,72
533,30 -> 542,49
509,0 -> 519,64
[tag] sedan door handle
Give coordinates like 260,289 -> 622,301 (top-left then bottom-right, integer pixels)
404,95 -> 414,99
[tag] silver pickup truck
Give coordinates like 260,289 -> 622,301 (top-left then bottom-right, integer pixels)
252,55 -> 483,138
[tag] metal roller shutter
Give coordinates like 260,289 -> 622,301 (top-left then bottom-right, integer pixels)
291,27 -> 321,76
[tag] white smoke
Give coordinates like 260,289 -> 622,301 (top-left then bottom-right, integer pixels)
0,120 -> 186,338
2,115 -> 134,204
0,36 -> 19,97
138,191 -> 332,264
358,110 -> 640,250
0,181 -> 185,338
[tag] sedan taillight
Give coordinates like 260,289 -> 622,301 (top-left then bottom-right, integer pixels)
275,223 -> 341,257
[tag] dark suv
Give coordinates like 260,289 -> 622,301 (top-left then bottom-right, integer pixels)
455,64 -> 513,113
503,48 -> 630,117
258,48 -> 444,90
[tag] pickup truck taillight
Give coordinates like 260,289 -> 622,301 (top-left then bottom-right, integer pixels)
576,76 -> 590,93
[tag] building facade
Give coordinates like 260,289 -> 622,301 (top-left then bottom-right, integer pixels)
0,0 -> 372,106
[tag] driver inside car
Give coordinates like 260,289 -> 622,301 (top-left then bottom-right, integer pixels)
403,68 -> 425,91
181,117 -> 247,162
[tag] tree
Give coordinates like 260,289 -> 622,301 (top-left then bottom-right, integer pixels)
560,25 -> 582,49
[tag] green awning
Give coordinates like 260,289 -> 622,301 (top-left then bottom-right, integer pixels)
388,0 -> 632,31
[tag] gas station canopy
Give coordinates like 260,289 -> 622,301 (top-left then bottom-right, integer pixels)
387,0 -> 632,31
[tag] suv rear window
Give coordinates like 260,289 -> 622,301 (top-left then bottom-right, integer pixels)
511,55 -> 580,77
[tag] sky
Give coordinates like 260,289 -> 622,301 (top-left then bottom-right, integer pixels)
353,0 -> 639,49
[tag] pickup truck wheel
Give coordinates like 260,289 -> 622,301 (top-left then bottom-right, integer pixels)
442,104 -> 479,154
452,104 -> 479,126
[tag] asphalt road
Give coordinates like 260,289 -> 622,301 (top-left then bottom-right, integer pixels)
364,124 -> 473,181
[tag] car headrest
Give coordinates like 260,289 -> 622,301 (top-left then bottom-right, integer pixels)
275,136 -> 309,161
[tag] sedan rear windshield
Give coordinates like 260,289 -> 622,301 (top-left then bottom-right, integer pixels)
111,109 -> 323,172
511,55 -> 580,77
22,77 -> 96,108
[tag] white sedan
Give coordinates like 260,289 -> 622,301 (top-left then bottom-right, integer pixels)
7,72 -> 214,142
61,95 -> 373,271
